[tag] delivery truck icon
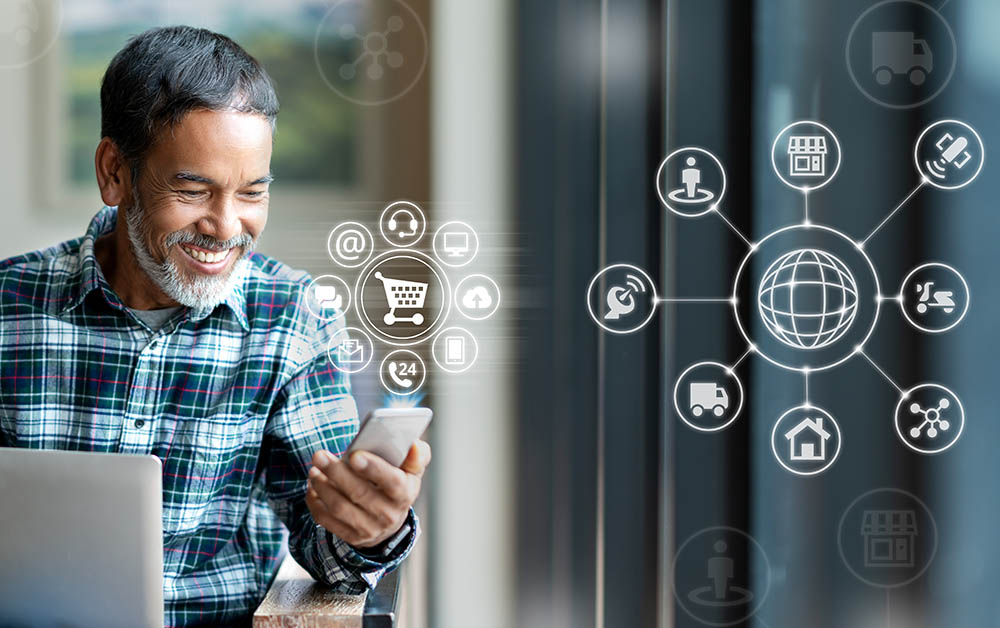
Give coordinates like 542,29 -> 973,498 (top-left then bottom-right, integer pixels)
689,382 -> 729,418
872,32 -> 933,86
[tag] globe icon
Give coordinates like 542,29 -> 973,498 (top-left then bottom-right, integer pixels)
757,249 -> 859,350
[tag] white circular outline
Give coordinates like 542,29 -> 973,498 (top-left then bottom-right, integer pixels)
431,327 -> 479,374
769,404 -> 843,476
845,0 -> 957,111
0,0 -> 63,71
379,200 -> 427,248
913,119 -> 986,190
313,0 -> 429,107
731,224 -> 882,373
327,326 -> 376,374
586,263 -> 660,335
454,274 -> 501,321
898,262 -> 970,333
304,275 -> 353,322
379,349 -> 427,396
327,221 -> 375,269
432,221 -> 480,268
894,383 -> 965,454
770,120 -> 843,192
354,250 -> 452,347
672,526 -> 772,627
655,147 -> 728,218
837,487 -> 939,589
673,361 -> 745,433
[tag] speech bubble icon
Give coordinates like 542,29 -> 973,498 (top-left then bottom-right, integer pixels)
315,285 -> 342,310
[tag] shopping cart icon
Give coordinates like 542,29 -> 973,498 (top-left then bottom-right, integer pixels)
375,272 -> 427,326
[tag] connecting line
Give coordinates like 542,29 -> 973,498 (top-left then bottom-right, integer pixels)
859,180 -> 926,247
712,207 -> 754,248
802,189 -> 810,225
656,297 -> 733,303
803,369 -> 810,406
728,345 -> 755,372
857,349 -> 905,396
886,589 -> 891,628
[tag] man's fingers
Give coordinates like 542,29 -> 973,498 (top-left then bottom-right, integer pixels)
319,453 -> 378,505
400,440 -> 431,477
311,455 -> 405,525
349,451 -> 411,503
307,477 -> 382,545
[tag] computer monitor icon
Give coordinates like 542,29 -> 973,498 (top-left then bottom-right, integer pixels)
443,232 -> 470,257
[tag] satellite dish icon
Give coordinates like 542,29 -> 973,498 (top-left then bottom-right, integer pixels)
604,274 -> 646,320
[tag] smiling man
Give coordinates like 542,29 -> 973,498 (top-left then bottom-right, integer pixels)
0,26 -> 429,626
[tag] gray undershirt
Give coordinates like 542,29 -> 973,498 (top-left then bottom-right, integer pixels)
129,306 -> 183,331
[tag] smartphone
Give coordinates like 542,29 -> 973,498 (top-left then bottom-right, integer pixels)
344,407 -> 433,467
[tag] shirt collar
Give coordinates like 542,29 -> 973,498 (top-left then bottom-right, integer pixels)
60,206 -> 250,331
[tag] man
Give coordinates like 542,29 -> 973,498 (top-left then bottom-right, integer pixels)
0,26 -> 429,626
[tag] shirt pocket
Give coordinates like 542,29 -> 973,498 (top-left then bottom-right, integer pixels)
159,410 -> 264,544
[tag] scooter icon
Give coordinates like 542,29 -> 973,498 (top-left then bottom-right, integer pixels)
915,281 -> 955,315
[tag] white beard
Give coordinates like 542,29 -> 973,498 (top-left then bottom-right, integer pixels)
123,202 -> 254,311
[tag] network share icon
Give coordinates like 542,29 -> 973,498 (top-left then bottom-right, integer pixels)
586,119 -> 980,471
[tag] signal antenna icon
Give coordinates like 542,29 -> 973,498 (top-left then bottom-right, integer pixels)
604,274 -> 646,321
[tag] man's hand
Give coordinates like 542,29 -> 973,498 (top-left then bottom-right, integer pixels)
306,440 -> 431,549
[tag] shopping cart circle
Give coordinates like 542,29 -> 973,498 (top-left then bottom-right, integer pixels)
355,251 -> 452,346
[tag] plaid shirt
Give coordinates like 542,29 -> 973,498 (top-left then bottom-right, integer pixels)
0,206 -> 416,627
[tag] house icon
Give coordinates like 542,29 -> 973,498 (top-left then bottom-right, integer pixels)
784,417 -> 831,461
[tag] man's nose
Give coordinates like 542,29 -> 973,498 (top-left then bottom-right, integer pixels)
198,196 -> 243,244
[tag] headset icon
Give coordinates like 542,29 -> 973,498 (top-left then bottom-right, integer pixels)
387,208 -> 419,238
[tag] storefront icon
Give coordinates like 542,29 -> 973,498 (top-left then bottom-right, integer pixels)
787,135 -> 828,177
861,510 -> 917,568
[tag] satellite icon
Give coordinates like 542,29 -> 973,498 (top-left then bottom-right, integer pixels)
924,133 -> 972,180
604,274 -> 646,320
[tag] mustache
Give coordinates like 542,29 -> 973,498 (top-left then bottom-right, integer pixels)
164,230 -> 256,253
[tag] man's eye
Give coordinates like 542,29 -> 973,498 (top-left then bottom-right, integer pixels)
178,190 -> 205,197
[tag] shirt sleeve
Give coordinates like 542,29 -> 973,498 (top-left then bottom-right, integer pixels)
261,307 -> 417,593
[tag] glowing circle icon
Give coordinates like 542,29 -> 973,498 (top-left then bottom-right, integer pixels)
431,327 -> 479,374
655,147 -> 727,218
379,349 -> 427,396
757,249 -> 859,350
355,251 -> 451,346
673,361 -> 745,433
771,121 -> 842,192
845,0 -> 956,110
838,488 -> 938,589
586,264 -> 659,335
304,275 -> 352,322
328,222 -> 374,268
770,405 -> 842,476
898,263 -> 969,334
894,384 -> 964,454
313,0 -> 429,107
454,274 -> 501,321
914,120 -> 985,190
732,225 -> 880,372
672,527 -> 770,627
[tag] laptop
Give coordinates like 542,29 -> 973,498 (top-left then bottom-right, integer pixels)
0,448 -> 163,628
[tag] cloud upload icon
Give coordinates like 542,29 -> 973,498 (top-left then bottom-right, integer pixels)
461,286 -> 493,310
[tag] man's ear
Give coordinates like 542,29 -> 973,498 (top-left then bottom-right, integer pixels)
94,138 -> 132,208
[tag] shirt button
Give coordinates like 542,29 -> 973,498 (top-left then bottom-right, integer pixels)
134,419 -> 145,428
